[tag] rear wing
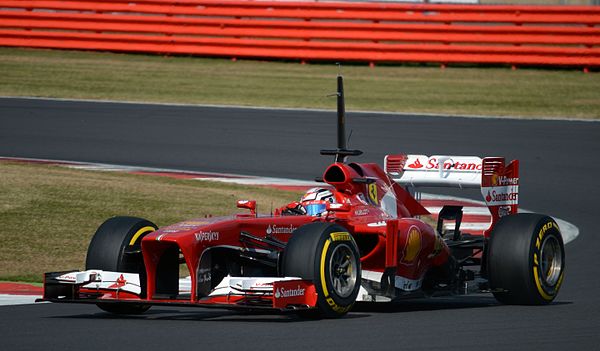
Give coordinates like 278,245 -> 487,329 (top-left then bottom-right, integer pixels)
385,155 -> 519,236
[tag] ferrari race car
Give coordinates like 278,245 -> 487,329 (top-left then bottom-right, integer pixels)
40,76 -> 565,318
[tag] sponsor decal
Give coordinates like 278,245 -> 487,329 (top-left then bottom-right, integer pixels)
274,285 -> 306,299
368,183 -> 378,205
407,157 -> 482,171
108,274 -> 127,289
492,175 -> 519,187
57,274 -> 77,282
328,203 -> 346,210
161,221 -> 212,233
354,208 -> 369,216
272,281 -> 317,309
330,232 -> 351,242
195,231 -> 219,242
363,270 -> 422,292
536,221 -> 557,250
156,233 -> 166,241
178,221 -> 209,227
498,206 -> 512,217
367,221 -> 386,227
401,226 -> 422,264
254,282 -> 273,287
483,174 -> 518,206
407,158 -> 424,169
395,276 -> 423,291
198,268 -> 211,284
426,157 -> 482,171
483,186 -> 519,205
266,224 -> 297,235
325,296 -> 352,314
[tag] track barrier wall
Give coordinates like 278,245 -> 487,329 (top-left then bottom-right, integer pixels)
1,0 -> 599,68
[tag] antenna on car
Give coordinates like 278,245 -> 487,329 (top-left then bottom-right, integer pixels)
320,69 -> 363,163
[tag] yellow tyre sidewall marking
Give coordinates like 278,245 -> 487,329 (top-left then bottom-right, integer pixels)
319,236 -> 352,314
129,226 -> 156,246
330,231 -> 350,242
532,221 -> 562,301
533,267 -> 554,301
320,239 -> 332,299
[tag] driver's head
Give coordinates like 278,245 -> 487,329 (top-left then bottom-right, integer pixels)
301,187 -> 335,216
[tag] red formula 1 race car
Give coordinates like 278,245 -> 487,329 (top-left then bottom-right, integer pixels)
40,76 -> 565,318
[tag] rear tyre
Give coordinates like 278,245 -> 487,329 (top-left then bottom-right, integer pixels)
86,216 -> 157,314
487,213 -> 565,305
282,222 -> 361,318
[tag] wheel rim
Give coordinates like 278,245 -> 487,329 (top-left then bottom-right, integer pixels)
328,243 -> 357,298
540,235 -> 562,287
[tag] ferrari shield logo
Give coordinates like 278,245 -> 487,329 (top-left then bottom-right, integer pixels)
368,183 -> 378,205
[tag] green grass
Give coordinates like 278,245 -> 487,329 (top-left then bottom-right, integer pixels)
0,161 -> 301,282
1,47 -> 599,119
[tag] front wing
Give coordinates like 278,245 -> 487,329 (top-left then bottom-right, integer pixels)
38,270 -> 318,312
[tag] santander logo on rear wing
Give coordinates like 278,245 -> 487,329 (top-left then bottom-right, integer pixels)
385,155 -> 483,188
385,154 -> 519,236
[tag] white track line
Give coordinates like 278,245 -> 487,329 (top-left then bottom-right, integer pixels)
1,156 -> 579,243
0,294 -> 42,306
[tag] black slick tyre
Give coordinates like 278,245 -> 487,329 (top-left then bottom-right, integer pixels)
487,213 -> 565,305
282,222 -> 361,318
86,216 -> 157,314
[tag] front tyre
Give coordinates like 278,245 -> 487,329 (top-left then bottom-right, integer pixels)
86,216 -> 157,314
282,222 -> 361,318
487,214 -> 565,305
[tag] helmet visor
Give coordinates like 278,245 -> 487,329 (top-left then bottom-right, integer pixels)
305,203 -> 326,216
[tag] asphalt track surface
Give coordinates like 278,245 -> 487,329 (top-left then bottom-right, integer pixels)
1,97 -> 599,350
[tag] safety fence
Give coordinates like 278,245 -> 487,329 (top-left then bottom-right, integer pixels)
1,0 -> 599,68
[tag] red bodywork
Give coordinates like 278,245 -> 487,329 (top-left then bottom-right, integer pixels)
45,156 -> 518,311
123,161 -> 450,308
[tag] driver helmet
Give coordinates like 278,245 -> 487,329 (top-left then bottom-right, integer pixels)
301,187 -> 335,216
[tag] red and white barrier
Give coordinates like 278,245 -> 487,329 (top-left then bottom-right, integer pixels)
0,0 -> 598,68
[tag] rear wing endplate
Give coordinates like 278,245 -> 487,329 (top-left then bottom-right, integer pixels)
385,154 -> 520,236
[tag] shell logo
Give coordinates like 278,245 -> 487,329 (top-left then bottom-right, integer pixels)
491,174 -> 499,186
402,226 -> 422,264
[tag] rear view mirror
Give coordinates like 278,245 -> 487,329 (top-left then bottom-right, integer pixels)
237,200 -> 256,216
